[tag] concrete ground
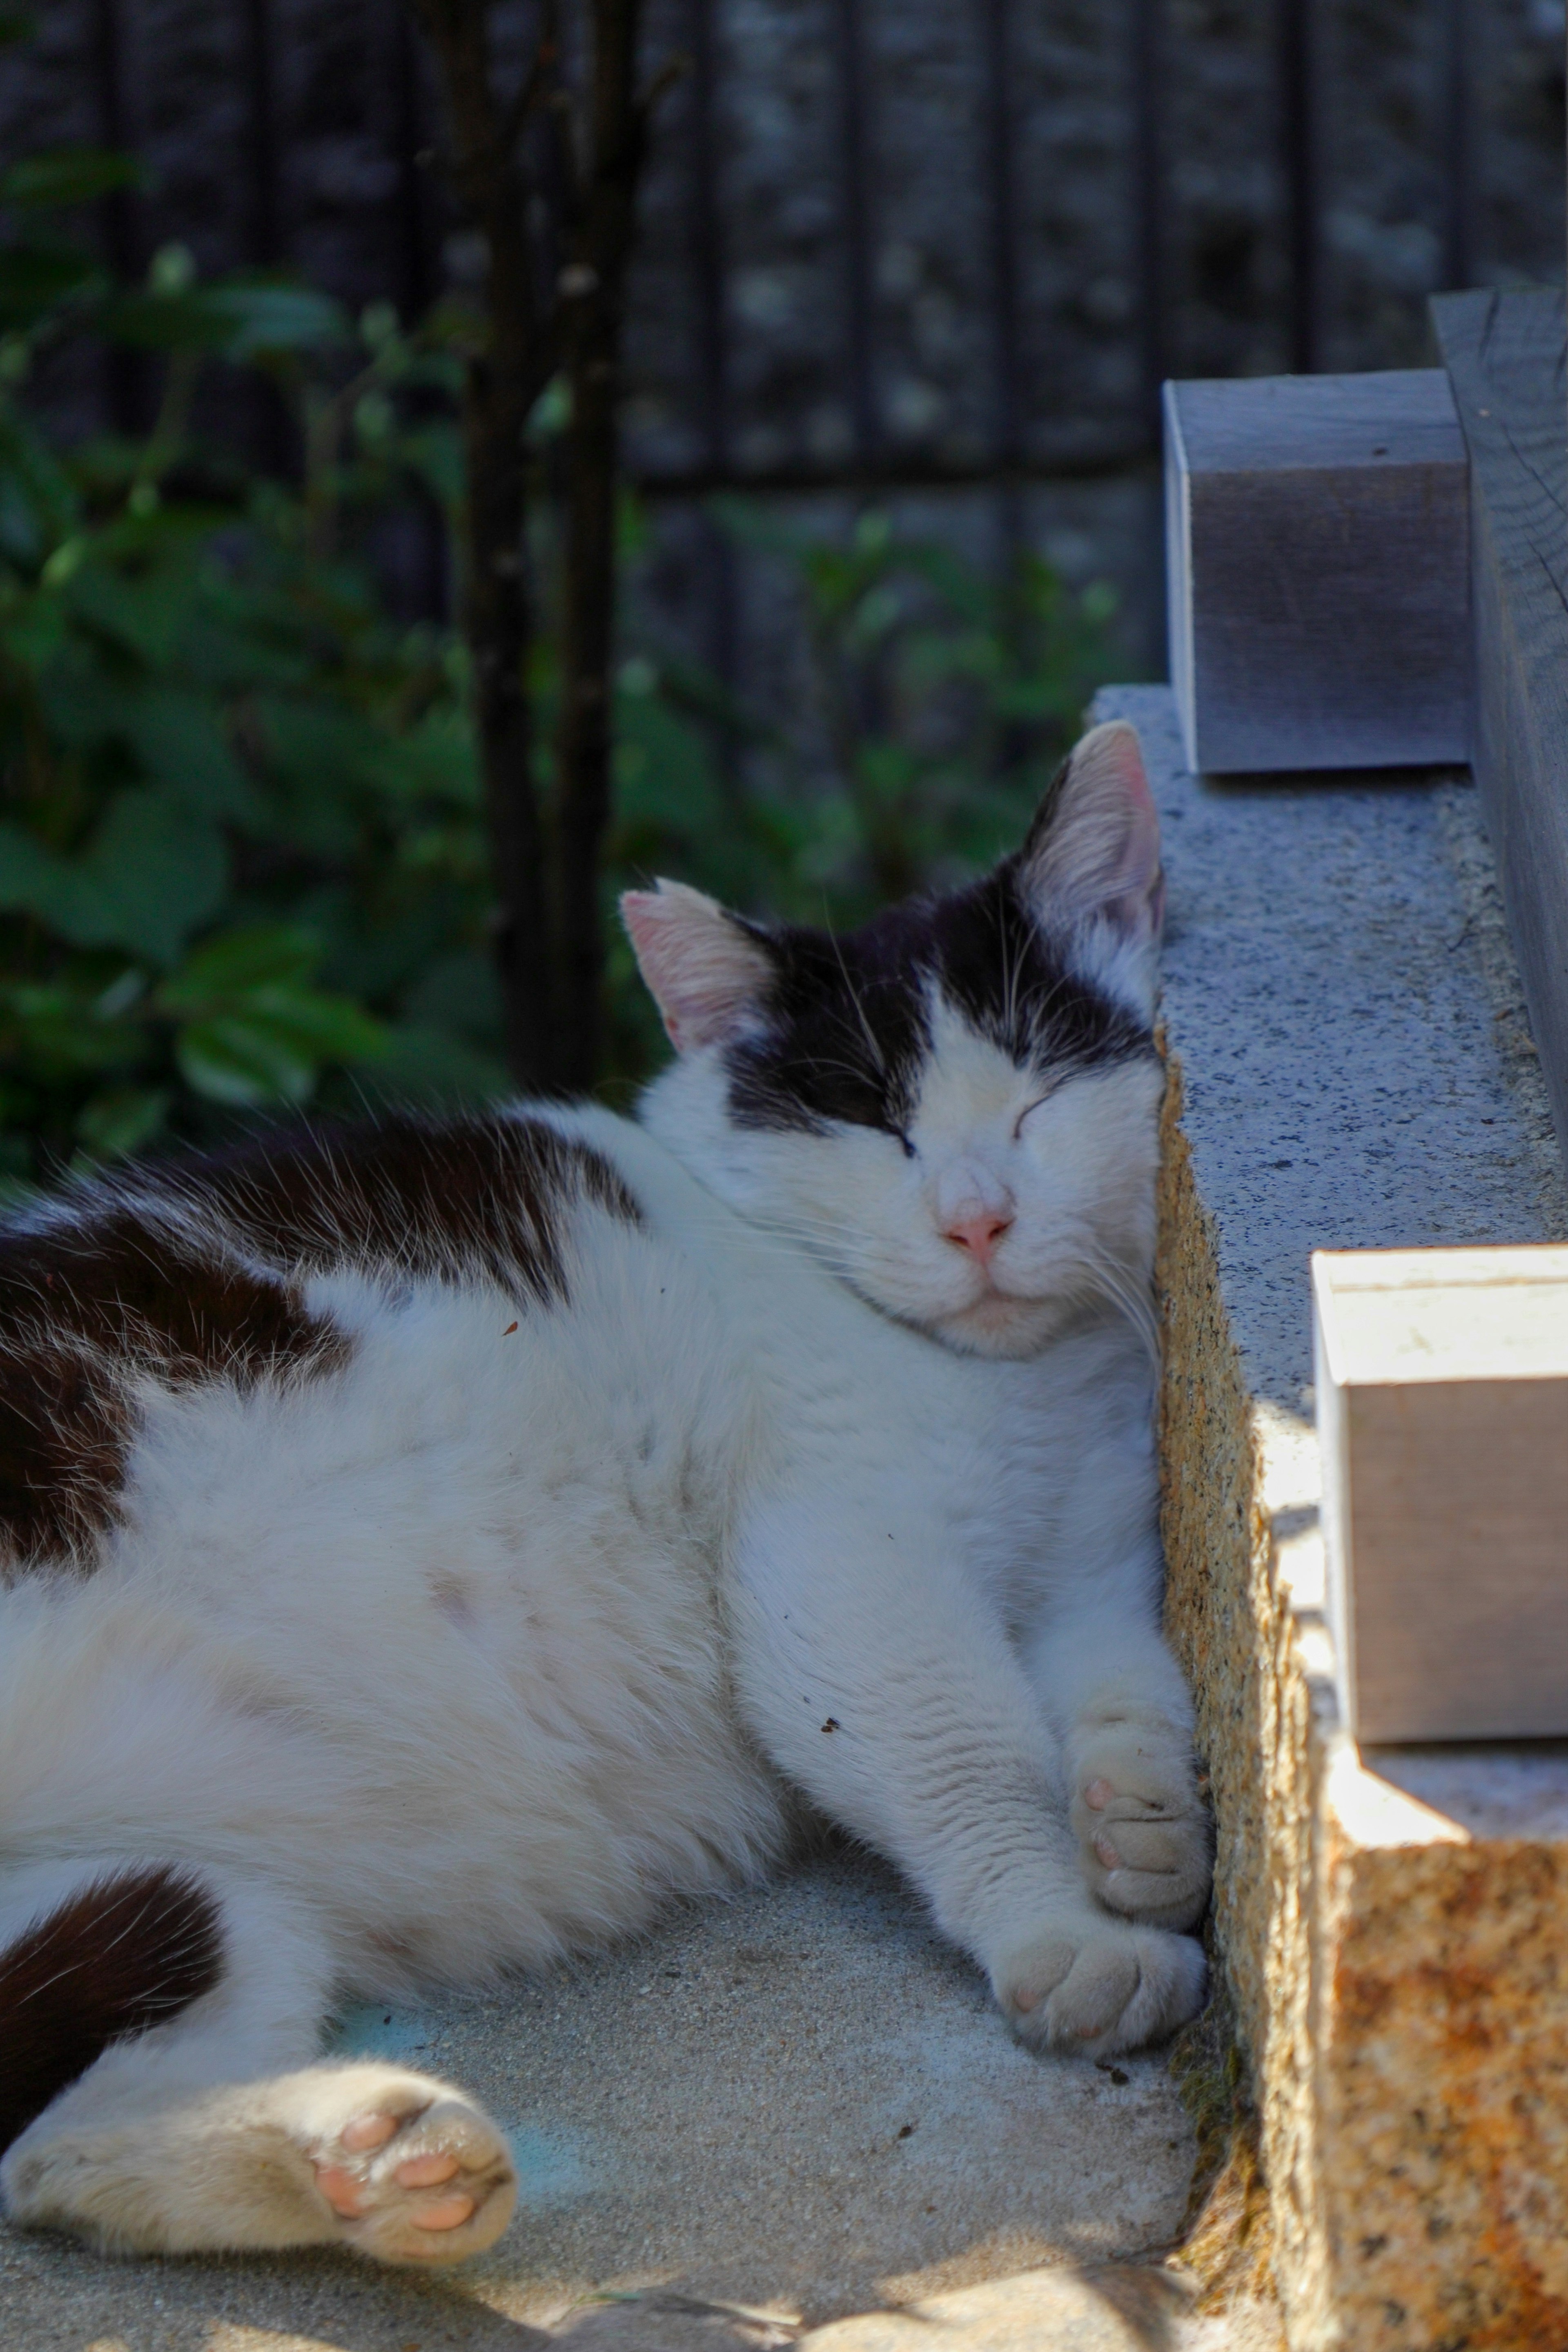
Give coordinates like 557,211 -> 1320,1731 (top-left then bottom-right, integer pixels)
0,1842 -> 1225,2351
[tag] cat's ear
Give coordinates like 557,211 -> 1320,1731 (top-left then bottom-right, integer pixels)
620,881 -> 774,1052
1017,722 -> 1163,1008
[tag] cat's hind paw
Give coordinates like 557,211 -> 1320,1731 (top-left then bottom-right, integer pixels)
1069,1719 -> 1212,1933
299,2065 -> 517,2264
992,1914 -> 1206,2058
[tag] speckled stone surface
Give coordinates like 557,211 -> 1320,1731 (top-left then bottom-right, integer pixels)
1111,684 -> 1567,1414
1096,686 -> 1568,2352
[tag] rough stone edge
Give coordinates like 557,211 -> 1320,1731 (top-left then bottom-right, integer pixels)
1433,782 -> 1568,1240
1155,1040 -> 1325,2333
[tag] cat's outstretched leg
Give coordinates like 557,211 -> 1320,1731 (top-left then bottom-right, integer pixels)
733,1495 -> 1207,2058
1020,1551 -> 1213,1937
0,1860 -> 517,2263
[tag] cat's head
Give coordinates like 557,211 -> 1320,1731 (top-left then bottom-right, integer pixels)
622,720 -> 1164,1359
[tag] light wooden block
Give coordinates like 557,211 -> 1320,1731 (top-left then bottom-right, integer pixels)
1313,1246 -> 1568,1744
1165,370 -> 1470,775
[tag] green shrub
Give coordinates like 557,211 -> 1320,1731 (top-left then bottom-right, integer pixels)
0,114 -> 1121,1188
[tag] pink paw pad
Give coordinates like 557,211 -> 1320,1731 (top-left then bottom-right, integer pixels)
316,2165 -> 370,2217
315,2113 -> 475,2233
341,2112 -> 399,2153
407,2192 -> 478,2231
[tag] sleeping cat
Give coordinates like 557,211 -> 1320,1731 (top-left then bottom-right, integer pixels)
0,717 -> 1209,2268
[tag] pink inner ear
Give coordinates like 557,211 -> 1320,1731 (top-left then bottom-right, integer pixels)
620,885 -> 771,1051
1036,721 -> 1163,940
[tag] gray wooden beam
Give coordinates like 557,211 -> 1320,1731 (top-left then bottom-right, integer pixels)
1431,287 -> 1568,1171
1165,370 -> 1470,774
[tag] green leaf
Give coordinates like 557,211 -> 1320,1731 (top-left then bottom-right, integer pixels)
0,243 -> 102,332
104,279 -> 347,360
159,924 -> 320,1004
352,1019 -> 508,1109
0,408 -> 80,550
0,822 -> 110,943
176,1015 -> 315,1105
0,978 -> 147,1076
34,639 -> 132,746
232,986 -> 387,1060
78,790 -> 227,962
64,561 -> 186,666
74,1083 -> 169,1160
126,689 -> 264,825
174,989 -> 384,1105
2,149 -> 143,212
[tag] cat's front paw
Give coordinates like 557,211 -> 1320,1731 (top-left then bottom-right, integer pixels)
1069,1718 -> 1212,1932
298,2064 -> 517,2264
992,1914 -> 1206,2058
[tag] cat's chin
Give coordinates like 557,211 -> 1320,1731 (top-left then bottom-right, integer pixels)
924,1290 -> 1069,1360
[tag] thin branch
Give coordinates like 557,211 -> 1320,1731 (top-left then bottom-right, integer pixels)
499,33 -> 559,161
636,51 -> 690,131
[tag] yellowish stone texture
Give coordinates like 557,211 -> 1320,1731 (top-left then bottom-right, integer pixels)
1100,680 -> 1568,2352
1159,1049 -> 1568,2351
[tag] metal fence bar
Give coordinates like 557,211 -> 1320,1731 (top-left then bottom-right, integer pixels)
242,0 -> 290,473
391,1 -> 437,323
1131,0 -> 1166,439
689,0 -> 729,474
831,0 -> 879,470
981,0 -> 1023,474
91,0 -> 145,432
687,0 -> 741,777
243,0 -> 282,266
1441,0 -> 1474,292
1279,0 -> 1320,372
628,441 -> 1151,501
42,0 -> 1510,504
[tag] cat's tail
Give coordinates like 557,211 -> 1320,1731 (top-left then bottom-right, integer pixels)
0,1860 -> 225,2159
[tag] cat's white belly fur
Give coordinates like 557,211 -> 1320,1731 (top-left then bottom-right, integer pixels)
0,1110 -> 1154,1996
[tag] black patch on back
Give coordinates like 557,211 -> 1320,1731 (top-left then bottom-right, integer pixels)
0,1210 -> 345,1575
187,1114 -> 641,1306
0,1865 -> 223,2154
0,1113 -> 639,1577
724,863 -> 1150,1136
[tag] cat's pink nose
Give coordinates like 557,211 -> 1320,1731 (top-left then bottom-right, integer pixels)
943,1210 -> 1013,1266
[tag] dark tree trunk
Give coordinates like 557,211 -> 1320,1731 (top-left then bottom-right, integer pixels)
553,0 -> 648,1088
405,0 -> 557,1088
405,0 -> 669,1094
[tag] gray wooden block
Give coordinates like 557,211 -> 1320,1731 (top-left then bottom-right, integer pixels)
1313,1246 -> 1568,1746
1165,370 -> 1470,774
1430,287 -> 1568,1177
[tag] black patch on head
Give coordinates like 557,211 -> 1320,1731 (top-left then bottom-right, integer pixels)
929,855 -> 1151,1072
724,863 -> 1151,1136
0,1865 -> 223,2155
725,923 -> 931,1138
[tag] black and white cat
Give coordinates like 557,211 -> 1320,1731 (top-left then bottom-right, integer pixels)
0,719 -> 1209,2268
